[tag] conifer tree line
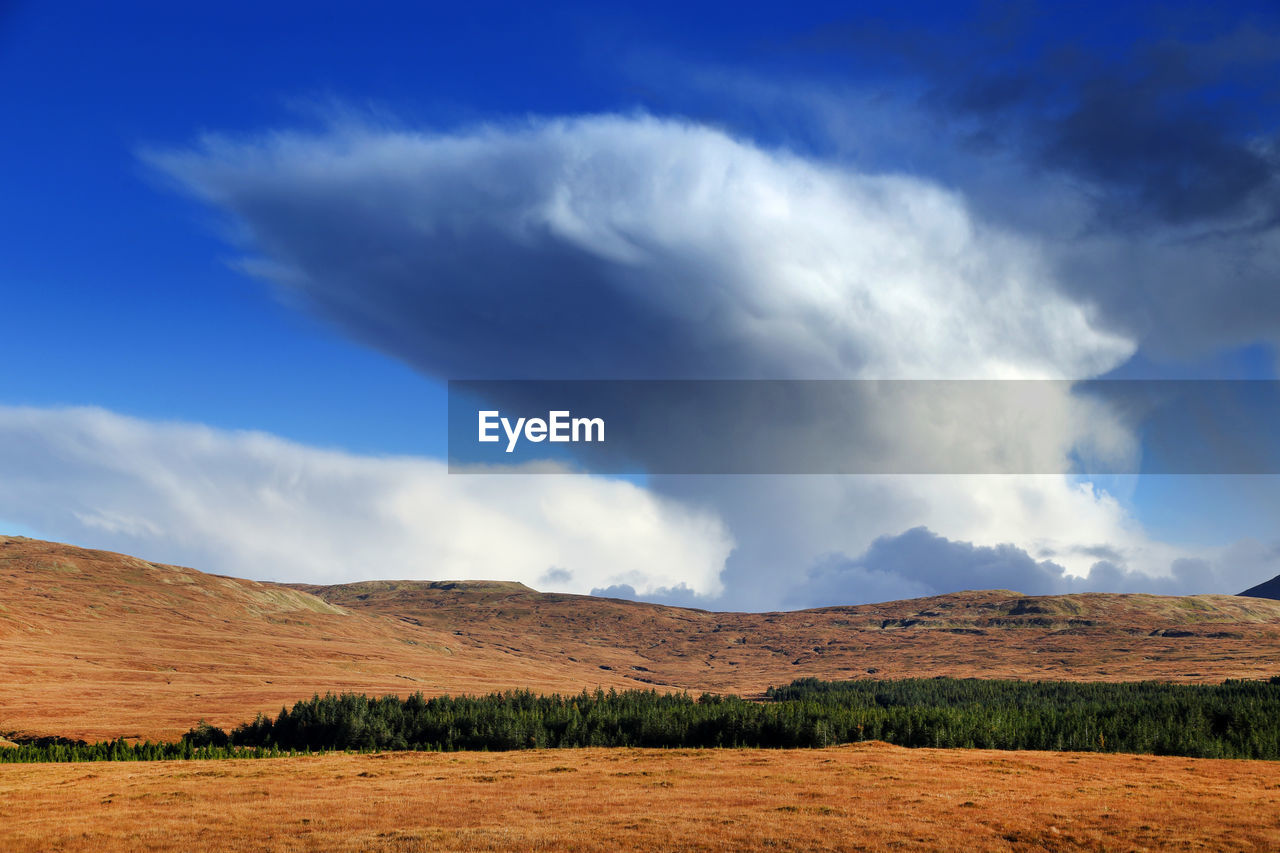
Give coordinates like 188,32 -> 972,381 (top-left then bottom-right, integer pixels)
0,734 -> 286,763
3,677 -> 1278,762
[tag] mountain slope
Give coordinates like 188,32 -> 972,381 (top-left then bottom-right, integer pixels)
4,536 -> 1280,741
1240,574 -> 1280,600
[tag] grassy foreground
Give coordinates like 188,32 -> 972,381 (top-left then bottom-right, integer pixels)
1,744 -> 1277,851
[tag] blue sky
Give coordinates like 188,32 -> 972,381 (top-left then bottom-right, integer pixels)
2,1 -> 1280,605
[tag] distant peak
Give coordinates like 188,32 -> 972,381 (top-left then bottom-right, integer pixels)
1239,574 -> 1280,601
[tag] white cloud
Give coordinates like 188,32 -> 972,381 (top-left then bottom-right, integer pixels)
649,472 -> 1187,609
0,406 -> 732,596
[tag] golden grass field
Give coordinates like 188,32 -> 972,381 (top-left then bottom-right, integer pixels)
2,743 -> 1278,851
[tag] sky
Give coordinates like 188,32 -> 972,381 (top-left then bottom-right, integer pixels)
2,0 -> 1280,608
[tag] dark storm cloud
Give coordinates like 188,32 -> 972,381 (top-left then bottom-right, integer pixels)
976,34 -> 1280,228
792,3 -> 1280,362
805,5 -> 1280,229
794,526 -> 1071,606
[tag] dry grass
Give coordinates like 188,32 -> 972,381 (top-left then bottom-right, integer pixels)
1,744 -> 1278,851
0,538 -> 629,741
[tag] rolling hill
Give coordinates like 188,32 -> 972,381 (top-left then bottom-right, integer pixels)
0,537 -> 615,741
3,535 -> 1280,741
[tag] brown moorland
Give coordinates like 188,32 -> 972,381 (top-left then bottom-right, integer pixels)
297,576 -> 1280,696
3,535 -> 1280,741
0,537 -> 625,741
2,744 -> 1278,851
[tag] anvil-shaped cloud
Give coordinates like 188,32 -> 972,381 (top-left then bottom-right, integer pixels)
146,114 -> 1133,381
3,112 -> 1246,605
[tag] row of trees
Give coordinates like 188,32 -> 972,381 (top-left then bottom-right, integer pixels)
211,675 -> 1280,758
6,677 -> 1278,762
0,736 -> 290,763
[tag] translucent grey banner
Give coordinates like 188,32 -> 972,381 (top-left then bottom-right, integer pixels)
447,380 -> 1280,475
